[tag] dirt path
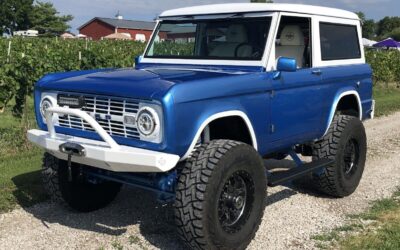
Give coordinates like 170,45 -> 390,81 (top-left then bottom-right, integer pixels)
1,113 -> 400,250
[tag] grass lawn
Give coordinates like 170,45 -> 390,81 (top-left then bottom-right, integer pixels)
0,149 -> 46,212
314,189 -> 400,250
373,86 -> 400,117
340,205 -> 400,250
0,87 -> 400,213
0,99 -> 47,213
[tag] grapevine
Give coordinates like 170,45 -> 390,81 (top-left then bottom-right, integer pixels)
0,38 -> 399,117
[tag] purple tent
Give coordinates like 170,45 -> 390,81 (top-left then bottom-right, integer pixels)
373,38 -> 400,48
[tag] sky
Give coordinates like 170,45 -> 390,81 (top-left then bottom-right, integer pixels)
49,0 -> 400,33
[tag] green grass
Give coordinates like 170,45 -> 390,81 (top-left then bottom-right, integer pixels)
0,148 -> 46,212
373,86 -> 400,117
111,241 -> 123,250
0,99 -> 47,213
0,98 -> 37,156
313,189 -> 400,250
311,223 -> 365,244
339,190 -> 400,250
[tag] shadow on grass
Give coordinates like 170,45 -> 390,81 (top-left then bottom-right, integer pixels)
11,170 -> 48,208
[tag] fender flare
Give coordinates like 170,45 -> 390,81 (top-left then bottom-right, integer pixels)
322,90 -> 362,136
180,110 -> 258,160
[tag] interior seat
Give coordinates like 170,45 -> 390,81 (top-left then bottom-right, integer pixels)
209,24 -> 252,58
275,25 -> 305,68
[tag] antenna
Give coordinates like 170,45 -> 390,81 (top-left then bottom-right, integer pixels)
115,11 -> 123,20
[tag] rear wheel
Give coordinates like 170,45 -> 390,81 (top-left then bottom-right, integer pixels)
42,153 -> 121,212
175,140 -> 266,249
311,115 -> 367,197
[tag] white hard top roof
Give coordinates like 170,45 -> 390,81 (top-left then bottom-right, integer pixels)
160,3 -> 359,20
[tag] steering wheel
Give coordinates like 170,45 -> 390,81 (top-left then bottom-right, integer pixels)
234,43 -> 261,58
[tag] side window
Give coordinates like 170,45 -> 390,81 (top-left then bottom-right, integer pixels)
275,16 -> 312,69
319,23 -> 361,60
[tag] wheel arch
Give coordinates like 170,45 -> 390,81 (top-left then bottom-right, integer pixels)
181,110 -> 258,160
323,90 -> 362,136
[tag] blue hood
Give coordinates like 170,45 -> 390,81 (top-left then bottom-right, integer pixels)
36,65 -> 262,100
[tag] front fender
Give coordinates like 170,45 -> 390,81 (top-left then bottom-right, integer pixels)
163,94 -> 269,158
180,110 -> 258,160
162,72 -> 271,158
166,101 -> 257,159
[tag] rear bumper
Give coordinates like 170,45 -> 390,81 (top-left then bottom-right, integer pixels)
370,99 -> 375,119
28,129 -> 180,172
27,106 -> 180,172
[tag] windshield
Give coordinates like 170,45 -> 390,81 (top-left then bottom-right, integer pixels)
145,17 -> 272,61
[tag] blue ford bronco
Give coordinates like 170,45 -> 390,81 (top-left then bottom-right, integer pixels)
28,3 -> 374,249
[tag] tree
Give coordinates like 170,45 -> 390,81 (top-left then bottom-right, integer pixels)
388,27 -> 400,41
362,20 -> 376,39
0,0 -> 33,34
356,12 -> 376,39
377,16 -> 400,37
29,1 -> 73,36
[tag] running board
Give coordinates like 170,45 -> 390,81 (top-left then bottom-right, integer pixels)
268,158 -> 335,187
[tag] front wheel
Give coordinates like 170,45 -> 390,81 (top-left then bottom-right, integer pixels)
174,140 -> 266,249
42,153 -> 122,212
311,115 -> 367,197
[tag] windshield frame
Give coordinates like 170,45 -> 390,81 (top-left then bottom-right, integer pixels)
141,12 -> 276,67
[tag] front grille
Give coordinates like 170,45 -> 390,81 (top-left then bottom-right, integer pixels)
57,94 -> 141,139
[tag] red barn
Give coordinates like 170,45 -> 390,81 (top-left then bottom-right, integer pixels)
78,17 -> 156,41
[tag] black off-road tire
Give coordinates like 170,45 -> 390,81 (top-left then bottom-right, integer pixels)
311,115 -> 367,197
174,140 -> 266,250
42,153 -> 122,212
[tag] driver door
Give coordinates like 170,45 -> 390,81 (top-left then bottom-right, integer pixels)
269,15 -> 323,144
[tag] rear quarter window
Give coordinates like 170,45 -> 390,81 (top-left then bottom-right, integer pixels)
319,22 -> 361,61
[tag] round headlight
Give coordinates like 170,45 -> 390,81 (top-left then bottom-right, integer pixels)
40,98 -> 53,120
136,107 -> 159,137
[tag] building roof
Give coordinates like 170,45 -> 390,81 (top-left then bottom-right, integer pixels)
159,3 -> 359,20
78,17 -> 156,31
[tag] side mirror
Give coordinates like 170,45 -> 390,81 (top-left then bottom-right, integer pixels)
273,57 -> 297,80
277,57 -> 297,72
134,55 -> 143,66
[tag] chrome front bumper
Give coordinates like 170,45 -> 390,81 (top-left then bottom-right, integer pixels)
27,107 -> 180,172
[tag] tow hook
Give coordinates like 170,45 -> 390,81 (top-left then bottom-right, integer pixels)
59,142 -> 86,181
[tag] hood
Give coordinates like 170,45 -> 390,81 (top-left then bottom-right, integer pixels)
37,65 -> 262,100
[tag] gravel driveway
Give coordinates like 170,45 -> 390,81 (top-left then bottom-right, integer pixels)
1,113 -> 400,250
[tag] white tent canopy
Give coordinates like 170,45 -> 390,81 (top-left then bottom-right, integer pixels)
103,33 -> 131,40
363,38 -> 376,47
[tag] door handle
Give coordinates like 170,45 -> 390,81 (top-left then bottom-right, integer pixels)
312,69 -> 322,76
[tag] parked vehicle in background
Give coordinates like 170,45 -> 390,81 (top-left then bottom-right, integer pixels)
13,30 -> 39,37
27,3 -> 374,249
135,33 -> 146,42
